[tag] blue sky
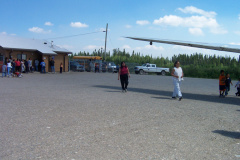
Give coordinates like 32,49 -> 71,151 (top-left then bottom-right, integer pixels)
1,0 -> 240,59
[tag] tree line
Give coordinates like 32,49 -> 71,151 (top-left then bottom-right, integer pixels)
69,48 -> 240,79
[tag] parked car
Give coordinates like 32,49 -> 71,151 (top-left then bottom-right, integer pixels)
70,61 -> 85,72
134,63 -> 169,75
106,62 -> 117,73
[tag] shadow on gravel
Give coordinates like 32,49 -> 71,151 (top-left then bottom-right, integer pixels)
212,130 -> 240,139
152,96 -> 172,100
93,85 -> 240,106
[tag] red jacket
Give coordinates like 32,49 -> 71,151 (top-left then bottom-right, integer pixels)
15,60 -> 21,67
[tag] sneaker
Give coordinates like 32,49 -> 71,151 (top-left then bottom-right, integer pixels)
179,97 -> 182,101
125,89 -> 127,92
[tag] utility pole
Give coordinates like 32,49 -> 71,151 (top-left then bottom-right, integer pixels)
104,23 -> 108,62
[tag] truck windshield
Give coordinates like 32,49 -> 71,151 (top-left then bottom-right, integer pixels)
142,64 -> 146,66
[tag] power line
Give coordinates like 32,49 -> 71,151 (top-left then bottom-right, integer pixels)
46,31 -> 103,40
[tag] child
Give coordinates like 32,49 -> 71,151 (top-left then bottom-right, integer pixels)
225,73 -> 233,96
2,63 -> 6,78
13,72 -> 23,78
235,78 -> 240,96
219,70 -> 226,97
60,63 -> 63,73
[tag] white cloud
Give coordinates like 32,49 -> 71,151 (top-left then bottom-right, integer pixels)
153,15 -> 227,34
1,32 -> 16,36
45,22 -> 54,26
135,45 -> 164,51
178,6 -> 216,18
144,45 -> 164,51
189,28 -> 204,36
96,28 -> 110,32
210,27 -> 228,34
136,20 -> 150,25
57,44 -> 74,49
154,15 -> 216,28
229,42 -> 240,46
28,27 -> 51,34
122,45 -> 131,49
125,25 -> 132,28
234,31 -> 240,35
1,32 -> 7,35
70,22 -> 88,28
84,45 -> 103,50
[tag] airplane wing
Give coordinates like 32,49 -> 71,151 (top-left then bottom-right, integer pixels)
126,37 -> 240,54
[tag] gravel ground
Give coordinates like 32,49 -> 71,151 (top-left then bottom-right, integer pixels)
0,72 -> 239,160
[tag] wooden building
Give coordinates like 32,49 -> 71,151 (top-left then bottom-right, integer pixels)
0,35 -> 72,72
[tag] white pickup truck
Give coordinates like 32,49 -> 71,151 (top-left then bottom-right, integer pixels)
134,63 -> 170,75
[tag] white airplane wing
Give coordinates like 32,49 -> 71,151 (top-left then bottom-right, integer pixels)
126,37 -> 240,54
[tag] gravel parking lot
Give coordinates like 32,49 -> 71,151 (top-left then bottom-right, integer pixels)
0,72 -> 239,160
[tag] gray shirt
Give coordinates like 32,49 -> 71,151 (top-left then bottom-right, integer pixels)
2,65 -> 6,72
28,60 -> 32,67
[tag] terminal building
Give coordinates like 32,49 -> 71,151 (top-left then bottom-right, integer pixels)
0,35 -> 72,72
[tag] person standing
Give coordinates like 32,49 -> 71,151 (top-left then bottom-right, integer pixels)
225,73 -> 233,96
171,61 -> 184,101
11,59 -> 16,73
2,63 -> 7,78
35,59 -> 39,71
24,60 -> 28,73
15,59 -> 21,72
235,78 -> 240,96
28,58 -> 32,72
219,70 -> 226,97
7,60 -> 11,77
40,60 -> 46,73
60,62 -> 63,74
118,61 -> 130,92
21,60 -> 25,73
50,58 -> 55,73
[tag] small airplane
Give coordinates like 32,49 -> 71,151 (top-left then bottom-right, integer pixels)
125,37 -> 240,54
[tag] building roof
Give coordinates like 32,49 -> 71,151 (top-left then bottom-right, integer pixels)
73,56 -> 102,60
0,35 -> 72,55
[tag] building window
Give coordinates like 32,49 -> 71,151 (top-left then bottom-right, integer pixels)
0,55 -> 3,61
17,54 -> 27,60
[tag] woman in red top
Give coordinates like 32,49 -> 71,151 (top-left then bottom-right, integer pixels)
118,61 -> 130,92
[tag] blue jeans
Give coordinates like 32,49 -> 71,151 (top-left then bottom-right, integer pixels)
7,67 -> 11,76
12,67 -> 15,73
35,65 -> 38,71
41,66 -> 46,73
225,86 -> 230,95
2,72 -> 6,77
51,66 -> 55,72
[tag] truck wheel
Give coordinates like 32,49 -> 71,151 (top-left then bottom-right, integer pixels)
135,71 -> 139,74
161,71 -> 166,76
139,70 -> 144,75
